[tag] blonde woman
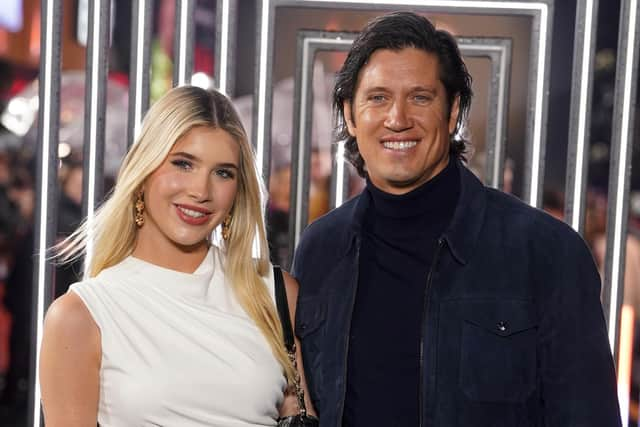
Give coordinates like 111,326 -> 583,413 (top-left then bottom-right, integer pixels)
39,86 -> 315,426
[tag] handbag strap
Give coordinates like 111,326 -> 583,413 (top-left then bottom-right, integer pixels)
274,265 -> 295,351
273,266 -> 308,416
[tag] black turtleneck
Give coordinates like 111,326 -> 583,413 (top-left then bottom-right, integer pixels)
343,159 -> 460,427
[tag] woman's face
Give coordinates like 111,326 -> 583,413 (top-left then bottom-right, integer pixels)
137,126 -> 240,256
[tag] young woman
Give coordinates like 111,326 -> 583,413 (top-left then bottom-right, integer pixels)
39,86 -> 314,426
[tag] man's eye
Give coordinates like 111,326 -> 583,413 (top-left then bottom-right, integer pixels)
216,169 -> 235,179
414,94 -> 432,102
171,159 -> 192,170
369,94 -> 386,102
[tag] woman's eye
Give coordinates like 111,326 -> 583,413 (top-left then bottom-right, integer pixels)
215,169 -> 235,179
171,159 -> 193,170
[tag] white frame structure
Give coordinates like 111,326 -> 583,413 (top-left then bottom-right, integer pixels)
253,0 -> 554,207
30,0 -> 640,424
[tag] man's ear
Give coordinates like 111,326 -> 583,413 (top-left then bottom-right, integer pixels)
448,95 -> 460,135
343,101 -> 356,137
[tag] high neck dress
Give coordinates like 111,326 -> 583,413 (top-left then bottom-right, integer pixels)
70,247 -> 285,426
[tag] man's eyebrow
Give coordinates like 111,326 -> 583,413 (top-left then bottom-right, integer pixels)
409,86 -> 437,93
360,85 -> 438,93
361,86 -> 391,93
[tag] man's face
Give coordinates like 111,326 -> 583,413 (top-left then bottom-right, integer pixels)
344,47 -> 459,195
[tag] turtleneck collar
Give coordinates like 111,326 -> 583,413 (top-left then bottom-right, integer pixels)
365,158 -> 459,219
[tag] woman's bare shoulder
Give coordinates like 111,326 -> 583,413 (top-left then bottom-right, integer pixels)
43,292 -> 100,353
40,292 -> 101,426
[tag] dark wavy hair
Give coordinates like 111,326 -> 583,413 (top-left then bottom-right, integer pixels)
333,11 -> 473,177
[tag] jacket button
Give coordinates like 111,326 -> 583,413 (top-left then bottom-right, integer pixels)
497,321 -> 508,332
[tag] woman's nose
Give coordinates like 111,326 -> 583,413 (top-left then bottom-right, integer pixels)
188,174 -> 212,202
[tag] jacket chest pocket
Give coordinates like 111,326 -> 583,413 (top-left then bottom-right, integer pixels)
295,296 -> 327,409
459,299 -> 537,403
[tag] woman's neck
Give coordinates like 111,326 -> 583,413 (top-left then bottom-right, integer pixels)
132,235 -> 209,274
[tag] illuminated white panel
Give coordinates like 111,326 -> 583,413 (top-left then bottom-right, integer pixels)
218,0 -> 231,95
33,1 -> 58,425
569,0 -> 595,230
84,0 -> 104,276
177,0 -> 190,86
608,0 -> 638,351
132,0 -> 147,140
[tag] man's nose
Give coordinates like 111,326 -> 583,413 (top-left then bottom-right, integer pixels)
384,101 -> 411,131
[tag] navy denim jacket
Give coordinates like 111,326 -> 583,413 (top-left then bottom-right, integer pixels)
292,163 -> 621,427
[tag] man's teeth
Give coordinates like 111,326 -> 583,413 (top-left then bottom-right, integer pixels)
382,141 -> 417,150
178,207 -> 206,218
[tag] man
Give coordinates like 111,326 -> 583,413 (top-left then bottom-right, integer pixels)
292,11 -> 621,427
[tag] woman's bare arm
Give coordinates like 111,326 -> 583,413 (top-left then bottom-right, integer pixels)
40,292 -> 101,426
279,271 -> 317,417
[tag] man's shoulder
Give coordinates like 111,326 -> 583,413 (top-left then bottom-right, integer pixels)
482,187 -> 587,249
292,195 -> 361,274
301,194 -> 360,239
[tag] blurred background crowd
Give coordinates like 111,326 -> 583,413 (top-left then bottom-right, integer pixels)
0,0 -> 639,425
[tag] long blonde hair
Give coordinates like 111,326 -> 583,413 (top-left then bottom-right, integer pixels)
57,86 -> 295,383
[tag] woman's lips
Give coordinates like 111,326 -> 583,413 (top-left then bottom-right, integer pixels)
175,204 -> 212,226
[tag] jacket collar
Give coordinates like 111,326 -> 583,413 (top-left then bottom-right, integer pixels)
346,160 -> 487,265
441,161 -> 487,265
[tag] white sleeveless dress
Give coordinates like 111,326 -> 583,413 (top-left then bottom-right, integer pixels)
70,247 -> 285,426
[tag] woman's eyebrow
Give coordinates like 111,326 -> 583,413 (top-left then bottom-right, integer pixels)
215,163 -> 239,169
170,152 -> 238,169
170,151 -> 200,161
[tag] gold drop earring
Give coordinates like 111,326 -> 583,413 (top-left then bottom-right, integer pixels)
134,192 -> 145,227
221,214 -> 232,241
